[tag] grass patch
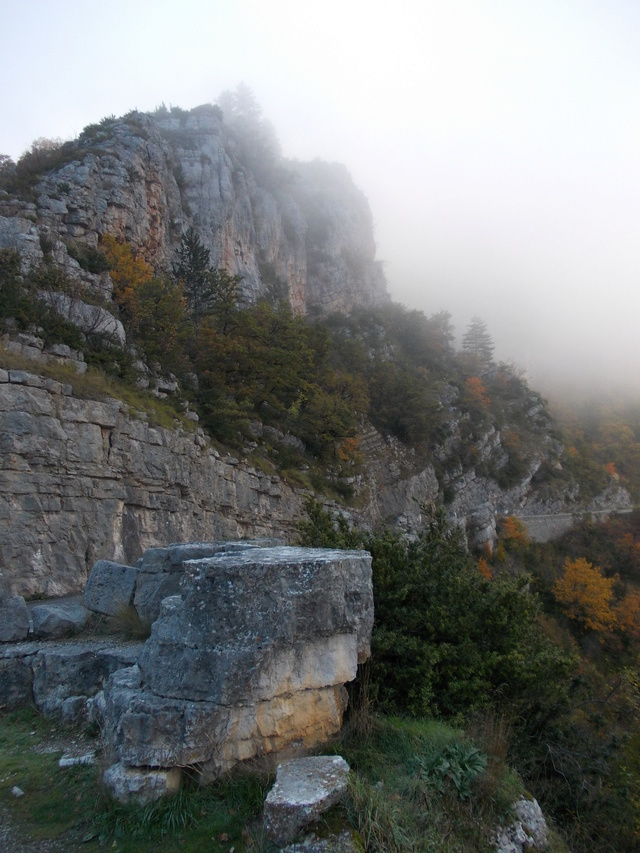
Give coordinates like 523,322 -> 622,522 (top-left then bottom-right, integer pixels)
0,708 -> 101,848
0,708 -> 272,852
0,345 -> 195,432
329,715 -> 527,852
105,604 -> 151,640
1,706 -> 558,852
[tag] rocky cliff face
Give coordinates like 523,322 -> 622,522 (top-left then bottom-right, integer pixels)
0,104 -> 387,315
0,368 -> 305,597
2,359 -> 631,598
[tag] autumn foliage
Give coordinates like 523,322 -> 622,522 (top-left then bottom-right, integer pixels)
501,515 -> 530,546
100,234 -> 153,312
553,557 -> 618,634
465,376 -> 491,408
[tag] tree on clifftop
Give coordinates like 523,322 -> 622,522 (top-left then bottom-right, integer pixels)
462,315 -> 494,370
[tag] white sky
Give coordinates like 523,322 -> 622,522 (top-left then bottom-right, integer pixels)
2,0 -> 640,398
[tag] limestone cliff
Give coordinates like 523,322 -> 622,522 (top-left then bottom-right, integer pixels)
0,104 -> 387,315
0,368 -> 305,597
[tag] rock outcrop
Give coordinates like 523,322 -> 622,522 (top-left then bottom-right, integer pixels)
0,104 -> 388,317
0,369 -> 304,597
101,544 -> 373,801
263,755 -> 351,846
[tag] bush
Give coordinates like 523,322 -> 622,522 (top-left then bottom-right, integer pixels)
299,499 -> 574,720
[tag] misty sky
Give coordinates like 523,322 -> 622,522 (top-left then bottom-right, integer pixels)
2,0 -> 639,399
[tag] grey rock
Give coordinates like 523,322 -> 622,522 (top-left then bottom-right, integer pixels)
11,786 -> 25,798
31,641 -> 141,717
138,547 -> 373,703
133,539 -> 284,623
84,560 -> 137,616
0,646 -> 35,708
31,602 -> 90,639
86,689 -> 107,727
264,756 -> 350,846
59,751 -> 96,768
494,797 -> 549,852
0,377 -> 303,599
103,762 -> 182,805
38,291 -> 126,344
0,595 -> 29,642
61,694 -> 88,725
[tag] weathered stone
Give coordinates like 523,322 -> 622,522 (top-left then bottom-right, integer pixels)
494,797 -> 549,852
132,539 -> 284,623
84,560 -> 137,616
61,694 -> 88,725
104,664 -> 348,773
0,379 -> 304,599
31,641 -> 142,716
0,646 -> 35,708
138,547 -> 373,703
38,291 -> 126,344
263,756 -> 350,846
31,602 -> 91,639
0,594 -> 29,642
98,544 -> 372,794
59,751 -> 96,768
103,762 -> 182,805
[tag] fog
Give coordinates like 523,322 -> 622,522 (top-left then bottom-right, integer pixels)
2,0 -> 639,401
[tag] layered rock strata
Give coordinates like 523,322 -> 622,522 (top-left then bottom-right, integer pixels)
102,545 -> 373,799
0,369 -> 304,597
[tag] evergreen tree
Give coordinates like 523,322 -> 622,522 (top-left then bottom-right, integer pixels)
172,227 -> 213,332
462,315 -> 494,369
172,228 -> 240,333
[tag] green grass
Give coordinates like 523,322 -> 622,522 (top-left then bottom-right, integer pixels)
1,706 -> 565,852
0,708 -> 273,852
0,709 -> 102,847
327,714 -> 526,852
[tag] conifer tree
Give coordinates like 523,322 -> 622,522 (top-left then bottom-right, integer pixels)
462,315 -> 494,369
172,227 -> 214,332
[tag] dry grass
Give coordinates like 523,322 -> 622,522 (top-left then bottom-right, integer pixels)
106,604 -> 151,640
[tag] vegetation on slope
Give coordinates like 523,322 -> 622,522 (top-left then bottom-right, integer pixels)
300,499 -> 640,851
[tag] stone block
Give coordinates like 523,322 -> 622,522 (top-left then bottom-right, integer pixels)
138,547 -> 373,703
84,560 -> 137,616
0,647 -> 35,708
104,664 -> 347,773
263,756 -> 350,846
0,594 -> 30,642
31,602 -> 91,639
103,762 -> 182,805
32,641 -> 141,717
133,539 -> 284,623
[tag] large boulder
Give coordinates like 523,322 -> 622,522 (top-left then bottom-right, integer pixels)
31,601 -> 90,639
84,560 -> 137,617
103,545 -> 373,793
132,539 -> 283,623
137,547 -> 373,704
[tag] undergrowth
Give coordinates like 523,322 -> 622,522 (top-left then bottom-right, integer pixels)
0,705 -> 553,852
0,345 -> 194,432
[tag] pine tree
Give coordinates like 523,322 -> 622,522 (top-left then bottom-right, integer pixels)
462,316 -> 494,369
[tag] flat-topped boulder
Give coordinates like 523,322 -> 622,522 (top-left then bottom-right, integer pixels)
103,545 -> 373,797
138,546 -> 373,703
132,538 -> 284,623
